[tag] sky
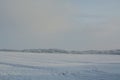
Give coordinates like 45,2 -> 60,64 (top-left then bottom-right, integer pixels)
0,0 -> 120,50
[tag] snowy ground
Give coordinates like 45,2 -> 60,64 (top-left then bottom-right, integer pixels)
0,52 -> 120,80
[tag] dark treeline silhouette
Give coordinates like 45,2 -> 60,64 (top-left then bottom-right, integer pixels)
0,49 -> 120,55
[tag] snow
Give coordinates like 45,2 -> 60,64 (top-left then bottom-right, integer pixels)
0,52 -> 120,80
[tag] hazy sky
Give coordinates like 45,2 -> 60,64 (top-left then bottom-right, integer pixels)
0,0 -> 120,50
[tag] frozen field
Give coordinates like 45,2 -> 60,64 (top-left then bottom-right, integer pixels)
0,52 -> 120,80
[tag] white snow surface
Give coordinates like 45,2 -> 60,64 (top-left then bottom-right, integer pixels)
0,52 -> 120,80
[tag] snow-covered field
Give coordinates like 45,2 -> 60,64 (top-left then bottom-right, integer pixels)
0,52 -> 120,80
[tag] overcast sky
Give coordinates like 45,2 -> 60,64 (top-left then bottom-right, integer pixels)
0,0 -> 120,50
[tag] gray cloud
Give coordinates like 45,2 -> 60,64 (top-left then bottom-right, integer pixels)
1,0 -> 77,33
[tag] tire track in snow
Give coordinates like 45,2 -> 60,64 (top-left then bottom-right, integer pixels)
0,62 -> 49,70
